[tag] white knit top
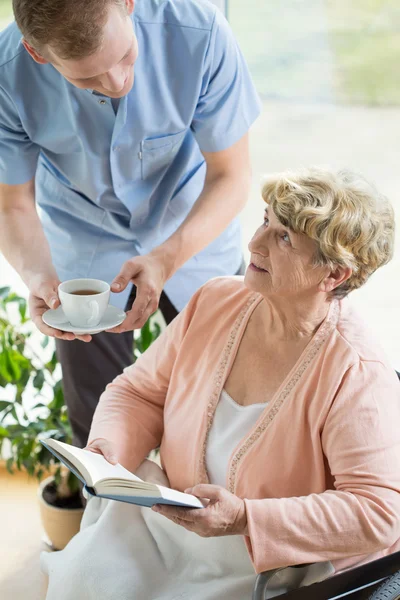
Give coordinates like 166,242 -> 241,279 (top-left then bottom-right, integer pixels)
206,389 -> 267,487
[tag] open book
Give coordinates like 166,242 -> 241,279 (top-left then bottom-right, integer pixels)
41,438 -> 204,509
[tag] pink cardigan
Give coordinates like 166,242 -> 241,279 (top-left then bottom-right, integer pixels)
89,277 -> 400,574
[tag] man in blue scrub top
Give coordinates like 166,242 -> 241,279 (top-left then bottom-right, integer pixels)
0,0 -> 261,447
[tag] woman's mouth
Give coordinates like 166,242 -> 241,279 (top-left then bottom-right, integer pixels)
249,263 -> 268,273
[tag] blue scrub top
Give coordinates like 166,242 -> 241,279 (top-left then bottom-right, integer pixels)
0,0 -> 261,310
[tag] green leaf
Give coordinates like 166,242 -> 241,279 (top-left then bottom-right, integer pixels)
15,369 -> 30,402
0,405 -> 14,422
53,469 -> 61,487
31,402 -> 49,410
18,299 -> 27,321
16,341 -> 25,354
0,372 -> 8,388
67,471 -> 81,494
48,380 -> 64,412
40,429 -> 64,440
7,330 -> 14,347
25,462 -> 35,477
45,350 -> 58,374
0,353 -> 12,383
33,421 -> 47,433
0,287 -> 11,299
13,351 -> 31,368
14,387 -> 24,405
140,319 -> 152,351
9,405 -> 21,425
134,338 -> 143,355
152,322 -> 161,339
3,348 -> 21,382
41,337 -> 50,349
4,292 -> 20,304
33,370 -> 45,391
0,400 -> 12,413
19,439 -> 35,461
0,425 -> 10,437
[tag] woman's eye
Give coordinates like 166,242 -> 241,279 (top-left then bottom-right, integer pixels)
281,233 -> 291,244
263,215 -> 269,226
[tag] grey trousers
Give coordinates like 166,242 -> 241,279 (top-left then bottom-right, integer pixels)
56,262 -> 246,448
55,288 -> 179,448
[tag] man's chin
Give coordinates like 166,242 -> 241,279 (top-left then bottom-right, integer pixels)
113,83 -> 133,98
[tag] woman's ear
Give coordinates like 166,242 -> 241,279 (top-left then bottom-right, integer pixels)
319,265 -> 352,294
22,40 -> 48,65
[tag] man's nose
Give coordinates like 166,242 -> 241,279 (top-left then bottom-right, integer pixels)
101,67 -> 126,93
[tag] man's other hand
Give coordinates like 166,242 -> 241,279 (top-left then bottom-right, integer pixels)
108,253 -> 167,332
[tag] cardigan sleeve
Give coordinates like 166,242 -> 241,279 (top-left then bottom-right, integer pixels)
87,283 -> 205,472
243,360 -> 400,573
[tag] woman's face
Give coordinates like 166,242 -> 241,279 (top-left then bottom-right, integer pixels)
245,206 -> 329,300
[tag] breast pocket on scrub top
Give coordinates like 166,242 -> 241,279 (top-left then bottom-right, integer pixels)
140,130 -> 186,180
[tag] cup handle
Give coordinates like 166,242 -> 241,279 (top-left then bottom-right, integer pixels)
87,301 -> 100,327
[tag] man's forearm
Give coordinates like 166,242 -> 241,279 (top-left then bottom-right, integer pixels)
0,206 -> 57,288
152,169 -> 251,280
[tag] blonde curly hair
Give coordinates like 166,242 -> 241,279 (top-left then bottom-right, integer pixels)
262,167 -> 395,298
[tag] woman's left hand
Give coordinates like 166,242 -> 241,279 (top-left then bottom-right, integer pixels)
152,484 -> 248,537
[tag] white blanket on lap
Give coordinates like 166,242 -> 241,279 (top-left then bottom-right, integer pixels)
41,460 -> 334,600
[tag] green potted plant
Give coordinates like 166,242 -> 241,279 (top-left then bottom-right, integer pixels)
0,285 -> 161,549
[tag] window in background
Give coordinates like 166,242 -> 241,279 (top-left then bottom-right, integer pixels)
0,0 -> 11,27
229,0 -> 400,366
0,0 -> 399,365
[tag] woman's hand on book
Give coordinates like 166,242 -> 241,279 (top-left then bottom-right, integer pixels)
152,484 -> 248,537
84,438 -> 118,465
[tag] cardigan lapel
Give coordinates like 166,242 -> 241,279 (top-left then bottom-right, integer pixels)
196,295 -> 340,493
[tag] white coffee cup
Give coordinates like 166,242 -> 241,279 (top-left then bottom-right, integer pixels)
58,279 -> 110,328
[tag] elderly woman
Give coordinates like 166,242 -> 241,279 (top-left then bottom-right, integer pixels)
42,167 -> 400,600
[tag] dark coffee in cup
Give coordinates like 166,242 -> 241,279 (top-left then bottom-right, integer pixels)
71,290 -> 100,296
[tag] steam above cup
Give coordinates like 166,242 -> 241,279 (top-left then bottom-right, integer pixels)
58,279 -> 110,328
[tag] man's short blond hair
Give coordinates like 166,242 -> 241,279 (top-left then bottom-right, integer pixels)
13,0 -> 127,60
262,167 -> 395,298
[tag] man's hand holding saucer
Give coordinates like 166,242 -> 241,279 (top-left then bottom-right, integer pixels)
29,273 -> 92,343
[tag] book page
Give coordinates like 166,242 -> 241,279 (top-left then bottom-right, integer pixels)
43,439 -> 202,508
44,439 -> 144,487
94,482 -> 205,508
159,486 -> 205,509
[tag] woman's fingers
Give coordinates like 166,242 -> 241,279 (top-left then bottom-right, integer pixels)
84,438 -> 118,464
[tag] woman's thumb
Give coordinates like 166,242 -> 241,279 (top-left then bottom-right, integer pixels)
94,440 -> 118,465
103,447 -> 118,465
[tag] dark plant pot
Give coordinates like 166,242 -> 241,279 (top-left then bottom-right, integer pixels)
38,476 -> 85,550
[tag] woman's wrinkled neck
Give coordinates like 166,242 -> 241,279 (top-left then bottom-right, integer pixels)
257,292 -> 332,342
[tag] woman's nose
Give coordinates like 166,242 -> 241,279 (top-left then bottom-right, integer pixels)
248,227 -> 269,255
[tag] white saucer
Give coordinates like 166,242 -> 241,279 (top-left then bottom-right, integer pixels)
42,304 -> 126,335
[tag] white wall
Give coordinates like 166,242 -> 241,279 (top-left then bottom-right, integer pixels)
209,0 -> 227,15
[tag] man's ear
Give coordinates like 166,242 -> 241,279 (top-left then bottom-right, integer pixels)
22,39 -> 48,65
319,265 -> 352,294
125,0 -> 135,15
